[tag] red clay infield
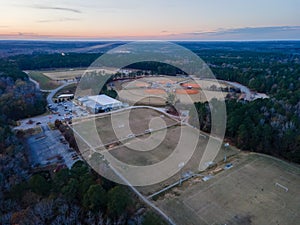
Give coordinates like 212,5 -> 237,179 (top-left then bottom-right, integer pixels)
181,83 -> 201,88
176,89 -> 199,95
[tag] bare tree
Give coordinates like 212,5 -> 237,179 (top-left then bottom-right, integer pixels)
33,199 -> 54,222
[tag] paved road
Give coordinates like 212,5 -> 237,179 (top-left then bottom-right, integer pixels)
28,77 -> 40,90
220,80 -> 269,101
224,80 -> 253,101
47,81 -> 77,106
193,78 -> 268,101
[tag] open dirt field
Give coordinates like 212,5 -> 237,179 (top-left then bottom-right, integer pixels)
72,106 -> 239,193
43,69 -> 86,80
156,153 -> 300,225
41,68 -> 116,80
72,107 -> 179,147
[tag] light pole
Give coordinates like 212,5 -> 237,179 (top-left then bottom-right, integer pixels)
224,142 -> 230,162
178,162 -> 185,186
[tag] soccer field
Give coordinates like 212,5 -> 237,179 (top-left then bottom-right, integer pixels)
157,153 -> 300,225
72,107 -> 179,147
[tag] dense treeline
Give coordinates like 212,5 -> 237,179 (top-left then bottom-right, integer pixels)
197,50 -> 300,103
189,49 -> 300,163
194,98 -> 300,163
125,61 -> 186,76
0,60 -> 28,81
0,61 -> 45,223
11,53 -> 101,70
0,60 -> 46,121
5,161 -> 154,224
226,99 -> 300,161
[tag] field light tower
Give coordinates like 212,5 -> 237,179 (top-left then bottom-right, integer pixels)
224,142 -> 230,162
178,162 -> 185,186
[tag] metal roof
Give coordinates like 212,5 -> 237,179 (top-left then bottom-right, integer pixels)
88,94 -> 121,106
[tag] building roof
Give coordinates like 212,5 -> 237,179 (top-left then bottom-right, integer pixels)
84,100 -> 99,109
88,94 -> 121,106
58,94 -> 74,98
78,96 -> 89,102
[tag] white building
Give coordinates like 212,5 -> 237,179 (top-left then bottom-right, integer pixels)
57,94 -> 74,101
78,94 -> 122,113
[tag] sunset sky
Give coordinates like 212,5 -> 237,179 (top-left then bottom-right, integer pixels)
0,0 -> 299,40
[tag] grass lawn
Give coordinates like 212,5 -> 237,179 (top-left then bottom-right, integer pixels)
156,153 -> 300,225
28,71 -> 60,90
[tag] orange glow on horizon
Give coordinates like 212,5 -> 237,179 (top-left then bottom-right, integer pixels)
0,29 -> 184,40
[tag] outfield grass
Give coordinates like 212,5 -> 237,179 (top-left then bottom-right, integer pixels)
28,71 -> 60,90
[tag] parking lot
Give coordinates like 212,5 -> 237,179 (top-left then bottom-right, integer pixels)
27,125 -> 82,168
48,100 -> 90,121
15,99 -> 90,131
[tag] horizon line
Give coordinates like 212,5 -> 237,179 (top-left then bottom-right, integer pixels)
0,38 -> 300,42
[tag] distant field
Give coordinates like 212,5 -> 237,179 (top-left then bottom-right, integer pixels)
27,71 -> 60,90
157,153 -> 300,225
117,76 -> 228,105
43,69 -> 86,80
42,68 -> 116,80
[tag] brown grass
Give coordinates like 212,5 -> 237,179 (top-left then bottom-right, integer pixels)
156,153 -> 300,225
144,89 -> 166,94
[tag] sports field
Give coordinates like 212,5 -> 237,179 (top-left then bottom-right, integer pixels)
157,153 -> 300,225
43,69 -> 86,80
33,68 -> 116,81
72,106 -> 239,190
117,76 -> 228,105
72,107 -> 179,147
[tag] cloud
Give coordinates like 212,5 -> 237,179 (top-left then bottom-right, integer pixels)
37,18 -> 80,23
18,32 -> 39,36
214,26 -> 300,35
180,26 -> 300,40
34,5 -> 81,13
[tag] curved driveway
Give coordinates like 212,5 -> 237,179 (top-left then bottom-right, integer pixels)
223,80 -> 252,101
47,81 -> 77,105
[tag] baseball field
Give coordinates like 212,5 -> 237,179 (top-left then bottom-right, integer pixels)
117,76 -> 228,105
